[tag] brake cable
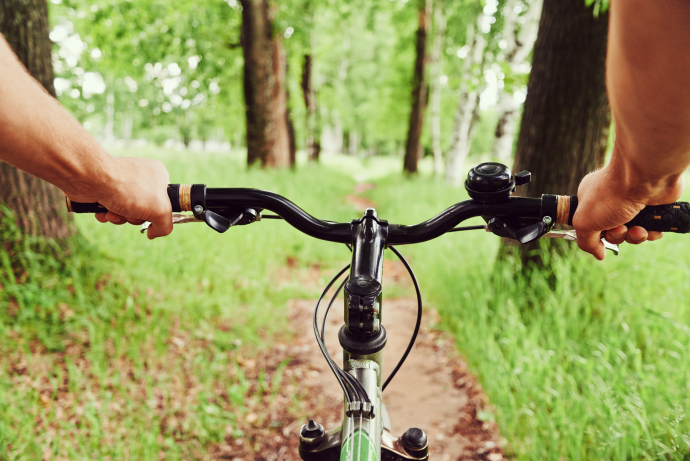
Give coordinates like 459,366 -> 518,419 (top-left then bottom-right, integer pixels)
382,246 -> 422,391
313,264 -> 356,404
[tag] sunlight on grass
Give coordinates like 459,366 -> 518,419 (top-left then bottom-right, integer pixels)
2,149 -> 689,459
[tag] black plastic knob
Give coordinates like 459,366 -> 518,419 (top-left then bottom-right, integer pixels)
300,419 -> 324,441
515,170 -> 531,186
401,427 -> 428,450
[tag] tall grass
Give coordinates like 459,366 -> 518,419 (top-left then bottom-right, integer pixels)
0,149 -> 361,459
2,148 -> 689,459
370,173 -> 690,460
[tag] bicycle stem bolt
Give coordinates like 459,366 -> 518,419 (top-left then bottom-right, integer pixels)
299,419 -> 325,444
401,427 -> 428,452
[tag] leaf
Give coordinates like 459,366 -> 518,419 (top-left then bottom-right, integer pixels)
477,410 -> 496,422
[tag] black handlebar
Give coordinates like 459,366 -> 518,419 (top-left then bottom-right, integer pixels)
65,186 -> 690,244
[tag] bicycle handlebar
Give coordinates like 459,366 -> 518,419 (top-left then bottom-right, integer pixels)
65,185 -> 690,243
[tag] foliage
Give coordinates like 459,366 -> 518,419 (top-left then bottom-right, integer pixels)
47,0 -> 537,156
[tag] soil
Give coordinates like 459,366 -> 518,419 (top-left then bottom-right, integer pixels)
284,297 -> 505,461
210,183 -> 505,460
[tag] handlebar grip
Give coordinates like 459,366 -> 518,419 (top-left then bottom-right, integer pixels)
65,184 -> 191,214
558,195 -> 690,233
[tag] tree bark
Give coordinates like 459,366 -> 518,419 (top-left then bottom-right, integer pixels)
0,0 -> 74,240
240,0 -> 290,168
429,4 -> 445,177
507,0 -> 610,265
403,0 -> 431,174
445,19 -> 486,186
491,0 -> 542,163
270,34 -> 291,167
302,54 -> 321,162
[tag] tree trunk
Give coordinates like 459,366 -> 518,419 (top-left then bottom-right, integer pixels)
240,0 -> 290,168
491,0 -> 542,163
507,0 -> 610,265
403,0 -> 431,174
104,92 -> 115,145
445,19 -> 485,186
0,0 -> 74,240
270,35 -> 291,167
429,4 -> 445,177
302,54 -> 320,162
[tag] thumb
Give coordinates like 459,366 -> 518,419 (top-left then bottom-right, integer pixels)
576,230 -> 605,261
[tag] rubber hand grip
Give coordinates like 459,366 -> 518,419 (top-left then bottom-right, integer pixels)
66,185 -> 183,214
562,196 -> 690,233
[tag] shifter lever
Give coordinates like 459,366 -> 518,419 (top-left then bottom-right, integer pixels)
487,218 -> 550,244
514,222 -> 547,244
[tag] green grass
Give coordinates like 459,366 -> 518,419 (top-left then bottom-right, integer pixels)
1,148 -> 689,460
368,173 -> 690,460
0,149 -> 362,459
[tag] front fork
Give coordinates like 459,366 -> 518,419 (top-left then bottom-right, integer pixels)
299,208 -> 429,460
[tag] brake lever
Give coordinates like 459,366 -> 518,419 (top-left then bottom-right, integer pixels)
484,227 -> 620,255
140,213 -> 201,234
140,209 -> 261,234
542,229 -> 620,256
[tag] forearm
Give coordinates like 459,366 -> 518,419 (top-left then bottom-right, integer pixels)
607,0 -> 690,194
0,35 -> 113,199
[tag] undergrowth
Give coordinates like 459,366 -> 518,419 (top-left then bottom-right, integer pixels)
370,173 -> 690,461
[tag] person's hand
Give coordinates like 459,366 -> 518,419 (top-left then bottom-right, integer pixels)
573,157 -> 683,260
65,157 -> 173,239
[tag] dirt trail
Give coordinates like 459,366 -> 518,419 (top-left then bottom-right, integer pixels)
215,182 -> 505,460
288,293 -> 504,461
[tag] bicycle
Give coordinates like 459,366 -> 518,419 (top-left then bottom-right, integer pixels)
66,162 -> 690,460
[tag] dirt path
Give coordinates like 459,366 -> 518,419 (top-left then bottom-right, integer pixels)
287,296 -> 504,461
212,182 -> 505,460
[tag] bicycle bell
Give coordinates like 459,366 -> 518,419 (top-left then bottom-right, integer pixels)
465,162 -> 531,202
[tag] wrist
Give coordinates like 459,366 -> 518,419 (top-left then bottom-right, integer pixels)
58,145 -> 118,202
605,144 -> 683,203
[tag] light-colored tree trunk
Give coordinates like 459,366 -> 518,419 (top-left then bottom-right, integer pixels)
122,116 -> 133,145
104,92 -> 115,145
429,4 -> 445,177
348,131 -> 358,156
445,19 -> 485,186
492,0 -> 542,163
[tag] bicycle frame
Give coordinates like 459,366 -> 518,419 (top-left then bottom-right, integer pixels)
299,209 -> 429,461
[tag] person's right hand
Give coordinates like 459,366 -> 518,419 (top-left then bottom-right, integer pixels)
64,156 -> 173,240
573,154 -> 683,260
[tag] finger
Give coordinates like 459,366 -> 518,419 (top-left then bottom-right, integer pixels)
146,208 -> 173,240
125,218 -> 146,225
604,225 -> 628,245
146,220 -> 173,240
95,212 -> 108,223
647,231 -> 664,241
625,226 -> 648,244
576,229 -> 606,261
105,211 -> 127,225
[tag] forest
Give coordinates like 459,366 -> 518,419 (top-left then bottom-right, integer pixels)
2,0 -> 690,459
46,0 -> 536,172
